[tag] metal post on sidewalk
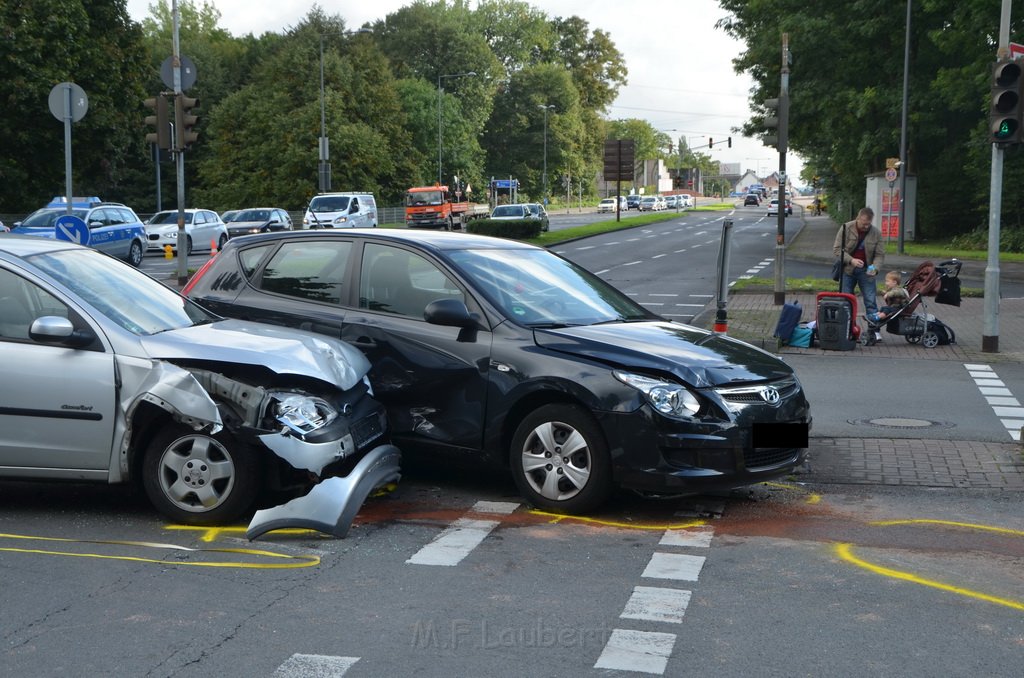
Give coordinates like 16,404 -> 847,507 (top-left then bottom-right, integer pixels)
713,219 -> 734,333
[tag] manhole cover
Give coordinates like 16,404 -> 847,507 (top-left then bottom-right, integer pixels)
848,417 -> 955,430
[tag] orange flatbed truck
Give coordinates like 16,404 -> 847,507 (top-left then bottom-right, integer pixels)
404,184 -> 489,230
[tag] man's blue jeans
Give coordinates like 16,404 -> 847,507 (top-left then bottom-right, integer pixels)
841,268 -> 878,317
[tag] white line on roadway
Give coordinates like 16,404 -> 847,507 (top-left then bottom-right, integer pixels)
274,654 -> 359,677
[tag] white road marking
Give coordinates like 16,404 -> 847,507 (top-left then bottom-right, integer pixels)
622,260 -> 642,266
660,529 -> 714,548
642,553 -> 706,581
274,654 -> 359,677
406,518 -> 501,566
593,629 -> 677,674
964,364 -> 1022,441
652,253 -> 667,258
620,586 -> 692,624
472,500 -> 520,514
650,293 -> 678,297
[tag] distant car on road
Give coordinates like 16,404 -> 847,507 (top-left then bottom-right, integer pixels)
743,194 -> 760,207
523,203 -> 550,232
767,199 -> 792,217
598,198 -> 617,213
225,208 -> 293,238
626,195 -> 642,210
490,204 -> 531,219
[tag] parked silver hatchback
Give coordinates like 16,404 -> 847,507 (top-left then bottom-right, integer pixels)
0,235 -> 399,538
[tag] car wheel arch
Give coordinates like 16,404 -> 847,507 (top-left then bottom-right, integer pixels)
493,384 -> 607,468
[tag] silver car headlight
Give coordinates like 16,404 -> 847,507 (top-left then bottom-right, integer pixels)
613,371 -> 701,418
272,393 -> 338,434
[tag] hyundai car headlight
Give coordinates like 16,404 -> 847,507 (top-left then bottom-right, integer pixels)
272,393 -> 338,434
613,371 -> 701,418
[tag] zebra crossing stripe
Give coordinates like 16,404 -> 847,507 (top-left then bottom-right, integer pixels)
405,518 -> 501,566
620,586 -> 692,624
593,629 -> 677,674
964,364 -> 1023,441
660,528 -> 714,548
273,654 -> 359,677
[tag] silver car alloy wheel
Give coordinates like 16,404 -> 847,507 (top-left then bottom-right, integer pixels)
156,434 -> 237,513
518,420 -> 592,502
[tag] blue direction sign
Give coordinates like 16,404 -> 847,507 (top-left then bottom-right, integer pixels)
54,215 -> 90,246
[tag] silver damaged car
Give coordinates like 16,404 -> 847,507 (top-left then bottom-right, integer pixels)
0,235 -> 400,538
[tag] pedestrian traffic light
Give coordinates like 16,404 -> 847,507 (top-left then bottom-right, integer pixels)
727,136 -> 732,148
144,96 -> 170,150
708,137 -> 713,149
989,58 -> 1023,145
174,94 -> 200,150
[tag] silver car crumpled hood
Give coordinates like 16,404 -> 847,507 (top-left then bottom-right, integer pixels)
132,320 -> 399,539
139,319 -> 370,391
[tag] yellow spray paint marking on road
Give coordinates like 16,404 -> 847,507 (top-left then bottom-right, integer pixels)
0,532 -> 319,569
763,481 -> 822,504
164,524 -> 324,543
869,518 -> 1024,537
527,510 -> 705,531
834,542 -> 1024,612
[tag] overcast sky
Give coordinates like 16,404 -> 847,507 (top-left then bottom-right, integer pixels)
127,0 -> 801,179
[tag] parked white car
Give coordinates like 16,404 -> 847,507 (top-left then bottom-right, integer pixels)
145,208 -> 228,255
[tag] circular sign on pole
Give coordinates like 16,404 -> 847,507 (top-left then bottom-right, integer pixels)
48,82 -> 89,122
884,167 -> 898,183
54,215 -> 90,246
161,56 -> 198,91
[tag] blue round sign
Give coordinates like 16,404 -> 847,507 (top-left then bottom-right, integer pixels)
54,215 -> 90,246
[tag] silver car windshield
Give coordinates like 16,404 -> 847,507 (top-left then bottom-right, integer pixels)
448,248 -> 654,327
29,248 -> 216,334
150,211 -> 194,225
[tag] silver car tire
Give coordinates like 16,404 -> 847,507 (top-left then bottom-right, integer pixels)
510,404 -> 612,514
142,425 -> 261,525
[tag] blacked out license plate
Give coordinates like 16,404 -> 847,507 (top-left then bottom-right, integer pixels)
752,422 -> 809,449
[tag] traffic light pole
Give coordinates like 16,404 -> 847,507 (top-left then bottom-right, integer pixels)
983,0 -> 1013,353
172,1 -> 188,287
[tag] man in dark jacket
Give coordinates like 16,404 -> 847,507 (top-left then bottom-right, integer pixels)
833,207 -> 885,320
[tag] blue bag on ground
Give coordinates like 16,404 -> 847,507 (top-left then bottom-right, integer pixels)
772,301 -> 802,344
788,324 -> 813,347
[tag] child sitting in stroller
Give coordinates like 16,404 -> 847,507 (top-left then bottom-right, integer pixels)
867,271 -> 910,324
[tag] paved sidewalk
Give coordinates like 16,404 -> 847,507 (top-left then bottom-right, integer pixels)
692,204 -> 1024,492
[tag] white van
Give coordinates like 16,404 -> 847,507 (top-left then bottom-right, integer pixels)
303,192 -> 378,229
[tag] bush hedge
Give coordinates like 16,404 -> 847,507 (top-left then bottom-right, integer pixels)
466,218 -> 542,239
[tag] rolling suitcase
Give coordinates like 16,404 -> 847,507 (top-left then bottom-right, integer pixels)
817,294 -> 857,351
772,301 -> 802,345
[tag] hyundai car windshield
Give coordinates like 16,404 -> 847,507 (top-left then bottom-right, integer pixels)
29,248 -> 216,334
448,248 -> 656,327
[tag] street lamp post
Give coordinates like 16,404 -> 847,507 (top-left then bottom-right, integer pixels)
538,104 -> 555,204
319,29 -> 369,193
437,71 -> 476,186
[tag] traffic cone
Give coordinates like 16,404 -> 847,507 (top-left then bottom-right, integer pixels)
211,239 -> 218,256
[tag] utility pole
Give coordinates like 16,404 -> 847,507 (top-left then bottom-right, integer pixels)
773,34 -> 791,306
172,0 -> 187,287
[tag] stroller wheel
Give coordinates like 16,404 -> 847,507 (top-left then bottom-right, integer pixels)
922,331 -> 940,348
906,335 -> 920,344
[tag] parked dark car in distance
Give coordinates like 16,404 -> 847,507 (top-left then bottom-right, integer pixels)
226,207 -> 293,238
184,230 -> 810,513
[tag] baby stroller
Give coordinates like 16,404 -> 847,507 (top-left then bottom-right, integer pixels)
863,259 -> 961,347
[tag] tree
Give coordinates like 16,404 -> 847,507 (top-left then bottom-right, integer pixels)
0,0 -> 148,211
716,0 -> 1023,238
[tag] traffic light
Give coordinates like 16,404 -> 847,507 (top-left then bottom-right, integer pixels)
174,94 -> 200,150
144,96 -> 170,150
764,98 -> 780,148
727,136 -> 732,148
989,58 -> 1023,145
708,137 -> 713,149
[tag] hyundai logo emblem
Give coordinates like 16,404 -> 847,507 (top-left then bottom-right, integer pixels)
760,387 -> 781,404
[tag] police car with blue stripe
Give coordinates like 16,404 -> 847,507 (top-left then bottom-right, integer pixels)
11,197 -> 148,267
